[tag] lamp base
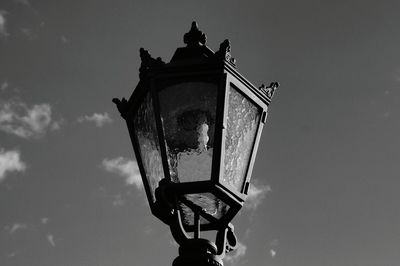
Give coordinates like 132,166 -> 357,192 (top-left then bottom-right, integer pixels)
173,239 -> 223,266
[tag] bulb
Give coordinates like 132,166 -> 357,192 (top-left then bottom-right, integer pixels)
197,122 -> 209,151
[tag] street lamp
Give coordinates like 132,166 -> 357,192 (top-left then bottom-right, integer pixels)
113,22 -> 279,266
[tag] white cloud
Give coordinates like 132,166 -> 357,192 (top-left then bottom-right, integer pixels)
0,100 -> 60,138
0,10 -> 9,39
245,184 -> 271,210
102,157 -> 142,189
269,239 -> 279,258
224,241 -> 247,266
77,112 -> 112,127
270,249 -> 277,258
0,81 -> 9,91
8,223 -> 27,234
0,149 -> 26,182
47,234 -> 55,247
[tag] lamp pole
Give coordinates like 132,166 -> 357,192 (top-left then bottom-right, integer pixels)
113,22 -> 279,266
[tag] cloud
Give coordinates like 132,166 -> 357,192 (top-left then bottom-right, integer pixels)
0,100 -> 60,138
0,81 -> 9,91
77,112 -> 112,127
270,249 -> 277,258
102,157 -> 142,189
224,241 -> 247,266
8,223 -> 27,234
0,10 -> 9,39
269,239 -> 278,258
41,217 -> 49,224
0,149 -> 26,182
46,234 -> 55,247
244,184 -> 271,210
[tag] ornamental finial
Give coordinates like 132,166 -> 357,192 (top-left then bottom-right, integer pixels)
183,21 -> 206,47
215,39 -> 236,66
138,48 -> 165,78
259,82 -> 280,100
112,97 -> 128,118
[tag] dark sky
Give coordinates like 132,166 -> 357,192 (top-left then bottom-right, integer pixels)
1,1 -> 400,266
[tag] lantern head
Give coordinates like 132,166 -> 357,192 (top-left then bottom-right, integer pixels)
113,22 -> 278,234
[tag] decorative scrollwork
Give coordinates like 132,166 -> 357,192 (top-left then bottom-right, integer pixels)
215,39 -> 236,66
259,82 -> 279,100
112,97 -> 128,118
215,223 -> 237,259
184,21 -> 207,47
139,48 -> 165,78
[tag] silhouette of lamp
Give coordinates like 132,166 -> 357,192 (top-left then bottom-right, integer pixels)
113,22 -> 279,266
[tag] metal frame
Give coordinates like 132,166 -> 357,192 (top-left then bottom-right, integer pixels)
113,21 -> 279,265
152,70 -> 222,188
115,34 -> 275,228
217,71 -> 269,201
124,79 -> 174,224
144,61 -> 245,231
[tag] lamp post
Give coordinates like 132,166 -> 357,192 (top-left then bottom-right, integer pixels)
113,22 -> 279,266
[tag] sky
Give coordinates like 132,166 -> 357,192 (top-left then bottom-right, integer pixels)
1,0 -> 400,266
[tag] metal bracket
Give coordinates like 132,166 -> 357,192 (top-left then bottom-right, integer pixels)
215,223 -> 238,257
169,200 -> 238,260
156,180 -> 238,261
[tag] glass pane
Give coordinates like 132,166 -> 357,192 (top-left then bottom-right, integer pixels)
158,82 -> 217,183
223,85 -> 261,192
133,92 -> 165,203
178,201 -> 210,227
178,193 -> 230,227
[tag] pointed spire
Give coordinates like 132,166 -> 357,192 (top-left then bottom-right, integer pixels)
183,21 -> 207,47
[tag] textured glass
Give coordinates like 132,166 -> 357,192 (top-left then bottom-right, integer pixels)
158,82 -> 217,183
133,92 -> 164,203
223,85 -> 261,192
178,193 -> 230,227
